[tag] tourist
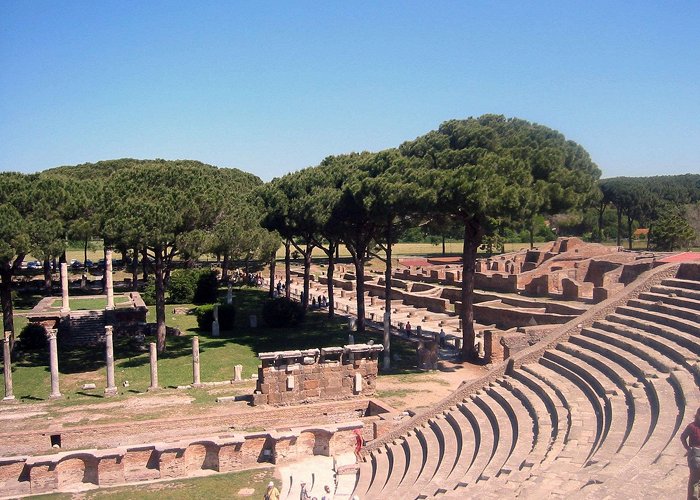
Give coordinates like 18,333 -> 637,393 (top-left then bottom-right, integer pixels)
321,485 -> 332,500
405,321 -> 412,336
312,296 -> 317,308
300,481 -> 310,500
353,428 -> 363,462
681,407 -> 700,499
264,481 -> 280,500
439,328 -> 446,348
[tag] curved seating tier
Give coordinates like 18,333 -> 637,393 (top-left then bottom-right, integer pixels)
345,263 -> 700,499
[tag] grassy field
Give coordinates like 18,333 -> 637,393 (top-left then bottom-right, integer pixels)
36,467 -> 277,500
2,286 -> 420,404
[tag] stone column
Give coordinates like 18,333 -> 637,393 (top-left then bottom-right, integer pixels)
226,284 -> 233,305
104,326 -> 117,396
192,336 -> 201,386
3,331 -> 14,401
105,248 -> 115,310
47,329 -> 62,399
233,364 -> 242,382
148,342 -> 159,391
60,262 -> 70,313
212,305 -> 220,338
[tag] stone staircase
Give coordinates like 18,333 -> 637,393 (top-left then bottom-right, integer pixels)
66,310 -> 106,346
339,262 -> 700,499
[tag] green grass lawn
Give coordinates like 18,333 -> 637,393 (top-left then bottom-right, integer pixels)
2,286 -> 419,404
35,467 -> 277,500
49,296 -> 131,310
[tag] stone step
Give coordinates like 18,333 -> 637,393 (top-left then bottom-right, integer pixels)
555,341 -> 650,453
418,413 -> 458,494
364,445 -> 391,497
640,290 -> 700,313
615,305 -> 700,338
394,431 -> 425,492
451,398 -> 496,490
626,298 -> 700,327
521,362 -> 598,467
435,405 -> 477,494
351,456 -> 375,499
510,367 -> 568,469
660,277 -> 700,292
606,312 -> 700,356
402,420 -> 443,496
473,391 -> 514,484
593,319 -> 700,379
651,283 -> 700,302
581,327 -> 677,374
378,439 -> 408,495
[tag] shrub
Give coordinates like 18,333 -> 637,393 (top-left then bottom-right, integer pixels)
262,297 -> 304,328
19,323 -> 48,350
169,269 -> 219,304
194,303 -> 236,334
142,281 -> 156,306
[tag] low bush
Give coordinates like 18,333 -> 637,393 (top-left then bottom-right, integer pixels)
194,303 -> 236,334
142,281 -> 156,306
18,323 -> 47,350
169,269 -> 219,304
261,297 -> 304,328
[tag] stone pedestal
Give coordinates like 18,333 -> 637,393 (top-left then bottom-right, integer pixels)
3,331 -> 14,401
105,248 -> 115,310
81,274 -> 87,290
60,262 -> 70,313
104,326 -> 117,396
192,336 -> 201,386
233,364 -> 242,382
47,329 -> 62,399
148,343 -> 159,391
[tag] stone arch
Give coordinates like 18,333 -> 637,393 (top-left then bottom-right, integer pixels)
185,441 -> 219,472
56,454 -> 98,488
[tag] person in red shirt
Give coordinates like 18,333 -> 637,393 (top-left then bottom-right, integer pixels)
681,407 -> 700,499
353,428 -> 363,462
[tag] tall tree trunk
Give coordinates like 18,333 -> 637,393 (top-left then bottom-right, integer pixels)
302,247 -> 312,310
627,216 -> 634,250
326,242 -> 336,318
154,246 -> 167,353
616,207 -> 622,247
83,238 -> 89,271
141,247 -> 149,282
131,246 -> 139,290
353,249 -> 367,332
461,219 -> 484,360
284,239 -> 291,299
268,253 -> 276,298
529,217 -> 535,249
43,258 -> 52,293
383,227 -> 393,371
1,266 -> 15,349
442,234 -> 446,256
222,253 -> 230,283
597,202 -> 606,242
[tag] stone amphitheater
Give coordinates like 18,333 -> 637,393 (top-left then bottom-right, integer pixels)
282,246 -> 700,500
2,241 -> 699,499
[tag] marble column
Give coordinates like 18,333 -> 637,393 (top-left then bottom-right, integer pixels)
47,329 -> 62,399
233,364 -> 242,382
60,262 -> 70,313
104,326 -> 117,396
148,342 -> 159,391
3,331 -> 14,401
212,305 -> 220,337
226,284 -> 233,305
192,336 -> 201,386
105,248 -> 114,310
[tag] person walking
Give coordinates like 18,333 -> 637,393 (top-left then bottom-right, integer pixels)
681,407 -> 700,499
264,481 -> 280,500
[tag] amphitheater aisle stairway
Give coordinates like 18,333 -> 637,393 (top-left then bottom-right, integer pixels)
345,265 -> 700,499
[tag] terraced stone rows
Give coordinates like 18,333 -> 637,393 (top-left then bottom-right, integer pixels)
345,266 -> 700,499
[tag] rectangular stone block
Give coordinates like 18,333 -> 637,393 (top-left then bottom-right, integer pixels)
97,455 -> 125,485
303,379 -> 319,390
29,464 -> 57,493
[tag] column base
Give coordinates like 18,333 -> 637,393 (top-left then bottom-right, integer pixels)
104,387 -> 118,397
49,393 -> 63,399
191,383 -> 203,388
60,307 -> 70,313
147,385 -> 160,392
2,395 -> 16,402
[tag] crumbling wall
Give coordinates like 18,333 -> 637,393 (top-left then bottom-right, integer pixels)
253,345 -> 383,406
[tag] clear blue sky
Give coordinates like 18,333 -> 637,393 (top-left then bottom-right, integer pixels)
1,1 -> 698,181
